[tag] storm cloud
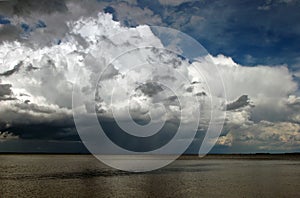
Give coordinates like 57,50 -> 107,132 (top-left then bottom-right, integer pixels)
0,0 -> 299,153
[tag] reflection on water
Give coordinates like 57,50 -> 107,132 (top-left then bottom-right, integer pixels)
0,155 -> 300,197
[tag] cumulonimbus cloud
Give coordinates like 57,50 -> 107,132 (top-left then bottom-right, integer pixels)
0,8 -> 299,152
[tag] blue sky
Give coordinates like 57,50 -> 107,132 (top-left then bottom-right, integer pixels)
1,0 -> 299,67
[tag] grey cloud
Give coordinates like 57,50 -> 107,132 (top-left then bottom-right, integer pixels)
0,25 -> 21,42
0,102 -> 76,141
98,118 -> 180,153
0,0 -> 100,46
195,91 -> 206,97
0,131 -> 18,140
153,75 -> 176,82
136,82 -> 164,97
0,84 -> 12,97
226,95 -> 250,111
14,103 -> 57,114
100,64 -> 120,80
166,95 -> 178,102
0,0 -> 67,16
0,84 -> 16,101
0,61 -> 22,77
26,64 -> 38,72
224,121 -> 300,152
186,86 -> 193,92
4,123 -> 78,141
162,95 -> 180,108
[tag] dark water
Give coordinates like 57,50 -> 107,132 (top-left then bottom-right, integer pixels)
0,155 -> 299,197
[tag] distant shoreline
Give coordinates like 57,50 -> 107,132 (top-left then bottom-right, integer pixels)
0,152 -> 299,160
181,153 -> 300,160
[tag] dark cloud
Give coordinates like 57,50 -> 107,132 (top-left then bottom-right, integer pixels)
0,0 -> 67,16
14,103 -> 58,114
0,61 -> 22,77
0,83 -> 16,101
195,91 -> 206,97
186,86 -> 193,92
136,82 -> 164,97
5,123 -> 77,141
226,95 -> 250,111
99,118 -> 179,153
0,139 -> 88,153
0,0 -> 67,43
0,0 -> 100,46
0,84 -> 12,97
0,25 -> 20,42
0,104 -> 76,141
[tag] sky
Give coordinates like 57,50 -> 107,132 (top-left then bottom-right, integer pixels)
0,0 -> 300,154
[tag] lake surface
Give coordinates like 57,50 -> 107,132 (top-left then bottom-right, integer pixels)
0,155 -> 299,197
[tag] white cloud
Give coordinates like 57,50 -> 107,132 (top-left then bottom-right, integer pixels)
209,54 -> 300,151
217,132 -> 233,146
227,121 -> 300,151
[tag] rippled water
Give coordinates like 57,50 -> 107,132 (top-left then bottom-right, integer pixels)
0,155 -> 299,197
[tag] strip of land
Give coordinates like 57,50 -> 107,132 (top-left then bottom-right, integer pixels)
0,152 -> 299,160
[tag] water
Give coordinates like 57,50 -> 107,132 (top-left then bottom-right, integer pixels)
0,155 -> 299,197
